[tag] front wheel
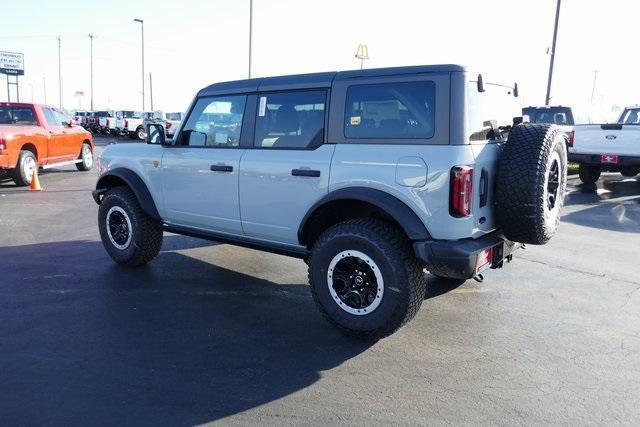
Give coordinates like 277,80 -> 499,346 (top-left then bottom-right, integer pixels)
308,218 -> 426,339
76,143 -> 93,171
98,187 -> 163,267
578,164 -> 601,184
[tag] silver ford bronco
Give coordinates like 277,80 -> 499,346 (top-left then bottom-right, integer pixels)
92,65 -> 567,338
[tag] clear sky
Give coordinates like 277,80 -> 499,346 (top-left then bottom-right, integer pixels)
0,0 -> 636,117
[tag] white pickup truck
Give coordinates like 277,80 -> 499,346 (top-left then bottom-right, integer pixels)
570,106 -> 640,184
114,111 -> 147,140
97,110 -> 116,135
163,112 -> 184,137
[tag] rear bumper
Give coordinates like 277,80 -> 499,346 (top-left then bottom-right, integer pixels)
414,232 -> 520,280
569,153 -> 640,168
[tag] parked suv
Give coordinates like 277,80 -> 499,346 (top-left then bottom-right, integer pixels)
92,65 -> 567,338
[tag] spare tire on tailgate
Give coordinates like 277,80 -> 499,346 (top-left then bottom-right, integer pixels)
495,123 -> 567,245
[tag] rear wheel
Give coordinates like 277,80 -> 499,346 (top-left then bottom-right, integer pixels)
308,218 -> 426,339
12,150 -> 37,187
98,187 -> 163,267
76,143 -> 93,171
578,164 -> 601,184
135,126 -> 145,140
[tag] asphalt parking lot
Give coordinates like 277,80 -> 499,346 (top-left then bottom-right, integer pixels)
1,136 -> 639,425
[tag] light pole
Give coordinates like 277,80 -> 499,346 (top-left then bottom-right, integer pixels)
590,70 -> 598,106
42,77 -> 46,103
545,0 -> 561,106
89,33 -> 94,110
248,0 -> 253,78
133,18 -> 145,111
57,35 -> 63,109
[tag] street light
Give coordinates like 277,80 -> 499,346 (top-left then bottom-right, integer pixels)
133,18 -> 145,112
248,0 -> 253,78
89,34 -> 94,111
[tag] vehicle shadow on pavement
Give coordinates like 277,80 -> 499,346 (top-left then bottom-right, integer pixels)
424,276 -> 466,299
563,177 -> 640,233
0,238 -> 372,425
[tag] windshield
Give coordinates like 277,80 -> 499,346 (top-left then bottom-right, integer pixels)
121,111 -> 141,119
166,112 -> 182,121
0,106 -> 38,125
522,107 -> 574,126
94,111 -> 111,117
617,108 -> 640,125
143,112 -> 162,120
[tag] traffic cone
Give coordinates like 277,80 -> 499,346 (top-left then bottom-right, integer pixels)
29,168 -> 43,192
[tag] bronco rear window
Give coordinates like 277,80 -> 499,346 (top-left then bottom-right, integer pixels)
0,106 -> 38,125
344,81 -> 435,139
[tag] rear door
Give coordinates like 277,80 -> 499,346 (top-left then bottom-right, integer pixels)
160,94 -> 248,234
239,89 -> 334,244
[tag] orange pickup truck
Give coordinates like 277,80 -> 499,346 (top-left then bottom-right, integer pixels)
0,102 -> 94,186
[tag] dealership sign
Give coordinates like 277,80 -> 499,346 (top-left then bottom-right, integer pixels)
0,51 -> 25,75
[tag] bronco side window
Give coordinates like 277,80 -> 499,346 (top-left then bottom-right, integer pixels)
178,95 -> 247,147
254,90 -> 326,149
344,81 -> 435,139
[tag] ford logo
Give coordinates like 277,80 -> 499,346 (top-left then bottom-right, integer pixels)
605,135 -> 617,140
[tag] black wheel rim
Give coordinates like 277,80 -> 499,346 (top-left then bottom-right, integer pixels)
331,256 -> 379,310
547,158 -> 560,211
108,210 -> 130,246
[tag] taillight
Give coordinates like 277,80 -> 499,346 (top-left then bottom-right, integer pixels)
124,120 -> 129,128
450,166 -> 473,217
106,119 -> 110,126
568,130 -> 574,148
165,121 -> 172,129
0,135 -> 6,151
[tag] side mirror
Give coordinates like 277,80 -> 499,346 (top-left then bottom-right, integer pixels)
146,123 -> 166,145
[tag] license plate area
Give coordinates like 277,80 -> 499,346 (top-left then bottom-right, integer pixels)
601,154 -> 619,164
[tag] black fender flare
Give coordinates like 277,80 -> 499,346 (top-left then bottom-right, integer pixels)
93,168 -> 160,220
298,187 -> 431,245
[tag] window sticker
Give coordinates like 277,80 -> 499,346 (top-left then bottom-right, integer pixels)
258,96 -> 267,117
350,116 -> 361,126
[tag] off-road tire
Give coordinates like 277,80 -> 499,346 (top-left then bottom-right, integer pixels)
496,123 -> 567,245
98,187 -> 163,267
76,142 -> 93,171
12,150 -> 37,187
620,167 -> 639,178
308,218 -> 427,340
578,164 -> 601,184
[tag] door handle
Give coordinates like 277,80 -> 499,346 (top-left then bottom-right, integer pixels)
210,164 -> 233,172
291,169 -> 320,177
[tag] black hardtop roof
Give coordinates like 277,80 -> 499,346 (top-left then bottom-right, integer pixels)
198,64 -> 466,96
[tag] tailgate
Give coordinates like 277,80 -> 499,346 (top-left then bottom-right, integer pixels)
573,124 -> 639,157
